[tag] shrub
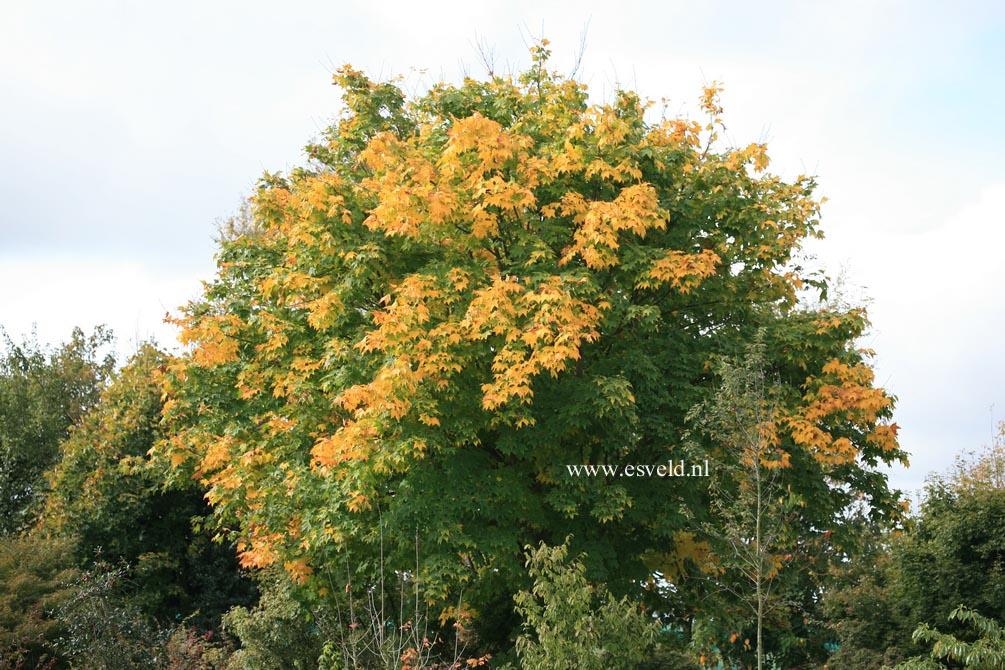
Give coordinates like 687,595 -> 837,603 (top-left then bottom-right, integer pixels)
891,606 -> 1005,670
53,560 -> 164,670
53,559 -> 231,670
514,539 -> 657,670
0,535 -> 78,669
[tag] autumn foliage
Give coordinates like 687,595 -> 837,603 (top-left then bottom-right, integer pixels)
156,41 -> 905,643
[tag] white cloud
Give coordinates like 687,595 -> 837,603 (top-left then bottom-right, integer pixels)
0,255 -> 211,358
812,181 -> 1005,491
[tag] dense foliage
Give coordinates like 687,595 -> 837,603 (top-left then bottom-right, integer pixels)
824,423 -> 1005,669
513,539 -> 657,670
40,345 -> 256,628
158,43 -> 904,654
0,535 -> 78,669
12,41 -> 1001,670
893,606 -> 1005,670
0,327 -> 114,534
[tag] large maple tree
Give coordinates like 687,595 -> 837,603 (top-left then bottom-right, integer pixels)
158,42 -> 905,643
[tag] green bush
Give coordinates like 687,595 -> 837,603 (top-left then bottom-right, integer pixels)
53,559 -> 231,670
222,570 -> 325,670
0,606 -> 59,670
514,539 -> 657,670
891,606 -> 1005,670
224,564 -> 487,670
0,535 -> 78,669
54,560 -> 164,670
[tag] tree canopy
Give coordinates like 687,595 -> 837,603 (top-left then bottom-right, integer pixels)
40,344 -> 256,629
157,41 -> 906,645
0,326 -> 115,534
823,423 -> 1005,670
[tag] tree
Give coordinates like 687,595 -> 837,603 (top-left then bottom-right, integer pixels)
686,338 -> 795,670
819,514 -> 911,670
949,420 -> 1005,492
39,345 -> 256,629
822,421 -> 1005,669
894,442 -> 1005,638
157,40 -> 905,648
0,326 -> 115,534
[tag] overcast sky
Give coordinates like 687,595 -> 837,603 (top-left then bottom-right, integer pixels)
2,0 -> 1002,495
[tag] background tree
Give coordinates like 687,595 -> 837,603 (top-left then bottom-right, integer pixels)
40,345 -> 256,629
158,41 -> 905,650
822,527 -> 911,669
0,326 -> 114,534
822,422 -> 1005,668
894,468 -> 1005,637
